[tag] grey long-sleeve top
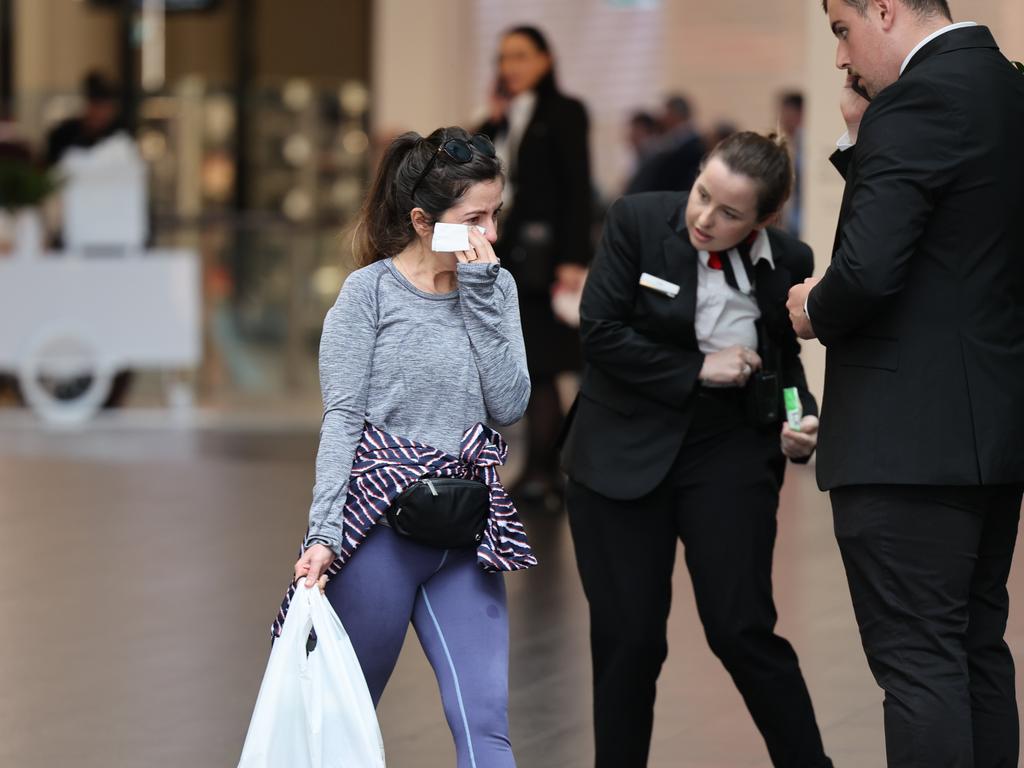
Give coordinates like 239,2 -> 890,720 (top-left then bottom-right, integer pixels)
305,258 -> 531,553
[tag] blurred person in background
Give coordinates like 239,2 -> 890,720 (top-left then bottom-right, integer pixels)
44,71 -> 125,168
777,91 -> 804,237
287,126 -> 535,768
562,132 -> 832,768
42,70 -> 134,406
626,111 -> 661,170
625,93 -> 707,195
620,109 -> 661,194
478,25 -> 593,508
705,118 -> 739,150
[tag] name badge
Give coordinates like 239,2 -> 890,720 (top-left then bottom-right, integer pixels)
639,272 -> 680,298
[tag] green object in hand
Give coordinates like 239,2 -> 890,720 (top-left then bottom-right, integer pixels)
1013,61 -> 1024,74
783,387 -> 803,431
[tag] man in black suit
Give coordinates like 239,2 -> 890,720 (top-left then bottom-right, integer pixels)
564,133 -> 832,767
787,2 -> 1024,765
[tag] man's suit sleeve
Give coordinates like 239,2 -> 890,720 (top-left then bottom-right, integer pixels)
776,241 -> 819,465
579,197 -> 705,409
781,241 -> 819,420
807,81 -> 960,344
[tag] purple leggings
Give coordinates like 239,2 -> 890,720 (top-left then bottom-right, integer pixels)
324,524 -> 515,768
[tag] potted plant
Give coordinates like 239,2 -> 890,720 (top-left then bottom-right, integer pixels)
0,156 -> 60,259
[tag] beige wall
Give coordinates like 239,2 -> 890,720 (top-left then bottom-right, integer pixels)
371,0 -> 474,137
662,2 -> 806,136
164,0 -> 238,86
15,0 -> 119,94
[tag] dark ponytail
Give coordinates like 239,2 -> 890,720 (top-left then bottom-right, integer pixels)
353,127 -> 503,268
705,131 -> 793,220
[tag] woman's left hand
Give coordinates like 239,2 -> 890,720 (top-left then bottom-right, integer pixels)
456,228 -> 500,265
554,263 -> 588,294
781,415 -> 819,460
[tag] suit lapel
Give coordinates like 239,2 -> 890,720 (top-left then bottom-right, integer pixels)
754,233 -> 794,363
755,246 -> 786,325
662,205 -> 699,341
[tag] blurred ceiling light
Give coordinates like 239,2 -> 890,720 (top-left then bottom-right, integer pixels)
282,134 -> 313,167
139,129 -> 168,161
139,96 -> 178,119
177,75 -> 206,99
282,79 -> 314,112
204,97 -> 235,142
341,130 -> 370,156
312,265 -> 344,299
201,152 -> 236,201
338,81 -> 369,116
330,178 -> 363,209
282,189 -> 314,221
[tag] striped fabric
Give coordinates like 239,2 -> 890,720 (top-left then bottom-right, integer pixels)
272,422 -> 537,639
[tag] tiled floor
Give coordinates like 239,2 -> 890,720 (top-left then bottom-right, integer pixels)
1,414 -> 1022,767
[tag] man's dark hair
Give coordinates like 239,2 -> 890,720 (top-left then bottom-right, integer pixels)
353,126 -> 504,268
664,94 -> 693,122
704,131 -> 794,219
82,71 -> 118,103
780,91 -> 804,112
630,111 -> 659,132
821,0 -> 952,21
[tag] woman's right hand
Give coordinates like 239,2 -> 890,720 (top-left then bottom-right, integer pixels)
699,345 -> 762,387
294,543 -> 335,590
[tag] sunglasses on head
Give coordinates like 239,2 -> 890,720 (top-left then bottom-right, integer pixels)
410,132 -> 497,200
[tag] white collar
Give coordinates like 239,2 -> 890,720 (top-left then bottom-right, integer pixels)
901,21 -> 977,75
698,229 -> 775,270
748,229 -> 775,270
507,91 -> 536,121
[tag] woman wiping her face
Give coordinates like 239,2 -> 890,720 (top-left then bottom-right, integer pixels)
277,126 -> 535,768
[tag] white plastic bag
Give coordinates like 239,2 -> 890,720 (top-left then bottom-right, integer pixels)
238,584 -> 385,768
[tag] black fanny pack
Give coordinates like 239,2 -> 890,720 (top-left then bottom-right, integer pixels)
386,478 -> 490,549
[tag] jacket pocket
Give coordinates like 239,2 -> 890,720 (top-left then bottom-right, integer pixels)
579,377 -> 637,416
832,336 -> 899,371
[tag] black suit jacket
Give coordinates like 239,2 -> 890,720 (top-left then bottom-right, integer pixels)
808,26 -> 1024,490
479,81 -> 593,297
561,191 -> 818,501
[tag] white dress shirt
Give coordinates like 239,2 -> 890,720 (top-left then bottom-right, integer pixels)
493,91 -> 536,208
695,229 -> 775,355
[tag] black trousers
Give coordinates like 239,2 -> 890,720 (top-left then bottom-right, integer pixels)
566,394 -> 831,768
832,484 -> 1023,768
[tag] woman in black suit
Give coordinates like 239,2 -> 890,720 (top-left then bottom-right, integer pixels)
478,26 -> 592,505
561,132 -> 833,768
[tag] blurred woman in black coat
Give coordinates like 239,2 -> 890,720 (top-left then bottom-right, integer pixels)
478,25 -> 593,504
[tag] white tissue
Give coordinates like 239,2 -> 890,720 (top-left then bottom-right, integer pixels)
431,223 -> 487,252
